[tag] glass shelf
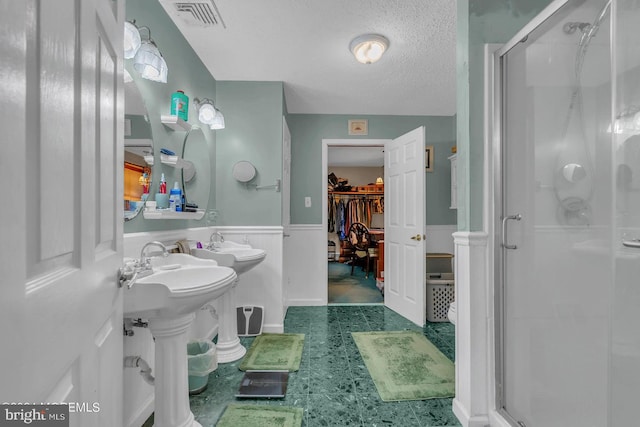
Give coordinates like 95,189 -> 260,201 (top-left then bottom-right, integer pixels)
143,209 -> 205,220
160,115 -> 191,131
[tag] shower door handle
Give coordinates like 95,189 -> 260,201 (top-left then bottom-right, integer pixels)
502,214 -> 522,250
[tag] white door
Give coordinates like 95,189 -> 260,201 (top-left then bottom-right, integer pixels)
384,127 -> 426,326
0,0 -> 124,425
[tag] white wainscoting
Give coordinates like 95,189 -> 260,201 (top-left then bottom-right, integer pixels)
452,231 -> 490,427
284,224 -> 457,307
425,224 -> 458,253
285,224 -> 327,306
122,226 -> 283,427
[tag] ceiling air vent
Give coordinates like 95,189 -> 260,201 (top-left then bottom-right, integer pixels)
165,0 -> 226,28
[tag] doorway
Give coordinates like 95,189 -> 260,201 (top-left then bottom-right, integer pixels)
322,128 -> 427,326
327,145 -> 385,304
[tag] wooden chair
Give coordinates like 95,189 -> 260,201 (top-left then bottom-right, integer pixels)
347,222 -> 378,278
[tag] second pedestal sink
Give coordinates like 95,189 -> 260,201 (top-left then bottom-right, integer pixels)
191,241 -> 266,274
191,240 -> 267,363
123,252 -> 237,427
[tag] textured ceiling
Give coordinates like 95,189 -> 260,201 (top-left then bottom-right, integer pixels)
159,0 -> 456,116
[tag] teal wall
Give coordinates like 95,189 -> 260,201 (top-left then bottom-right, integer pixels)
215,81 -> 284,226
457,0 -> 553,231
124,0 -> 558,233
124,0 -> 217,233
288,114 -> 457,225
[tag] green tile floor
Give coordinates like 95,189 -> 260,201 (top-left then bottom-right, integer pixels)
187,305 -> 460,427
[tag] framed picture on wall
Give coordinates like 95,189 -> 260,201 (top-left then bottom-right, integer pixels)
348,119 -> 368,135
425,145 -> 434,172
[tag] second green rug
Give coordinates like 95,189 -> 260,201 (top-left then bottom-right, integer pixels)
352,330 -> 455,401
216,404 -> 303,427
239,333 -> 305,371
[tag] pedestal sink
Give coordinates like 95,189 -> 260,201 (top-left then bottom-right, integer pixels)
191,241 -> 266,363
124,253 -> 237,427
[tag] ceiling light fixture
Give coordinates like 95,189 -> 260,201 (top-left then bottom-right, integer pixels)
349,34 -> 389,64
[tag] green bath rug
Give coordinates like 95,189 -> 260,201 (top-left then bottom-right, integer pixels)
239,333 -> 305,372
351,330 -> 455,401
216,404 -> 303,427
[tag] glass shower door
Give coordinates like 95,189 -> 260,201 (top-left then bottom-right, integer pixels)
611,2 -> 640,426
498,0 -> 615,425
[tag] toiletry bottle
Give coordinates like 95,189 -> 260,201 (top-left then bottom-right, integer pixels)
170,90 -> 189,122
160,173 -> 167,194
169,182 -> 182,212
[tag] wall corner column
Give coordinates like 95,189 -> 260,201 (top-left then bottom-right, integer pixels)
452,231 -> 490,427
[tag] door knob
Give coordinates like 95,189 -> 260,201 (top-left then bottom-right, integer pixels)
410,234 -> 422,241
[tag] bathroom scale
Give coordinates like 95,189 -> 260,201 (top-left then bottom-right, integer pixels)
235,370 -> 289,399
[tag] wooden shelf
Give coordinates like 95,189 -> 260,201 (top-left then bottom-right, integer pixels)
329,191 -> 384,196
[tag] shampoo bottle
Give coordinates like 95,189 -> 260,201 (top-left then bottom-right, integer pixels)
169,182 -> 182,212
170,90 -> 189,122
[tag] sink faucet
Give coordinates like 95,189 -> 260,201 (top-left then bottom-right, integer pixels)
119,241 -> 169,289
208,231 -> 224,250
140,241 -> 169,267
140,240 -> 169,265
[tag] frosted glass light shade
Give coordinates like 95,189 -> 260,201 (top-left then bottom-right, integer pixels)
198,101 -> 216,125
124,21 -> 141,59
133,41 -> 168,83
210,109 -> 225,130
349,34 -> 389,64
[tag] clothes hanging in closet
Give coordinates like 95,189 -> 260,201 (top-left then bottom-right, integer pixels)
329,194 -> 383,240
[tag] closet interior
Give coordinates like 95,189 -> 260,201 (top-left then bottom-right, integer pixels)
327,163 -> 385,301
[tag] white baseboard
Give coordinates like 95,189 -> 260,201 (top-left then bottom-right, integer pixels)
262,323 -> 284,333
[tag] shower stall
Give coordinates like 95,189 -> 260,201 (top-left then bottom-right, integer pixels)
493,0 -> 640,425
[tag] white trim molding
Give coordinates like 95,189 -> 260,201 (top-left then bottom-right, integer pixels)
452,231 -> 490,427
285,224 -> 326,306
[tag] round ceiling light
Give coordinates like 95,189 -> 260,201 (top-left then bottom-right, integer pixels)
349,34 -> 389,64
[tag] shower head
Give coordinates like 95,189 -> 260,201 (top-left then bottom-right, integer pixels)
581,0 -> 612,45
563,0 -> 611,43
563,22 -> 591,35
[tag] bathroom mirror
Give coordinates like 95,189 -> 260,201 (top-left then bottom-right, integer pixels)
232,161 -> 257,183
124,75 -> 154,221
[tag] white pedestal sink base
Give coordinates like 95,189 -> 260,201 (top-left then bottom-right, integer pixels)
149,313 -> 202,427
215,286 -> 247,363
